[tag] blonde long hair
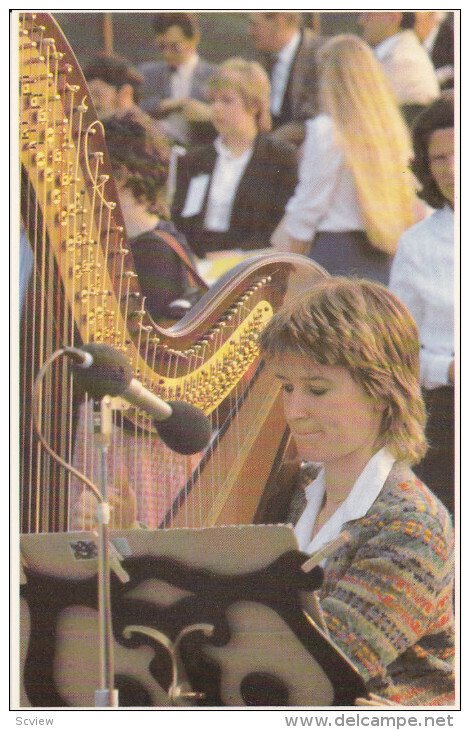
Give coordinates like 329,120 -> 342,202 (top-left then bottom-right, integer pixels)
319,35 -> 416,255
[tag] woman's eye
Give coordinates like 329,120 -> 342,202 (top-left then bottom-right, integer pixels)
309,388 -> 328,396
280,383 -> 294,393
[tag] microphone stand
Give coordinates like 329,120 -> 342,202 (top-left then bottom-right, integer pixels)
32,350 -> 119,707
93,395 -> 119,708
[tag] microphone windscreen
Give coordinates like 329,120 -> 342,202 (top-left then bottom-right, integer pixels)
156,401 -> 212,455
72,343 -> 133,399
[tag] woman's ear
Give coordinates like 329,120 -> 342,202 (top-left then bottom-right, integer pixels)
117,83 -> 134,109
250,98 -> 272,133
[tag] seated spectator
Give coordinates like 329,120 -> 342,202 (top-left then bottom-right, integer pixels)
271,35 -> 418,284
414,11 -> 454,89
138,13 -> 216,145
172,58 -> 298,258
103,114 -> 205,322
358,11 -> 440,125
389,92 -> 455,516
84,53 -> 144,119
83,53 -> 166,148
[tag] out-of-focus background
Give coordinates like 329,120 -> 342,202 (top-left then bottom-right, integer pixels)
55,11 -> 360,65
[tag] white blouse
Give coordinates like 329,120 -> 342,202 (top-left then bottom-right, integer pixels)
283,114 -> 364,241
203,138 -> 253,232
294,448 -> 396,556
389,205 -> 454,390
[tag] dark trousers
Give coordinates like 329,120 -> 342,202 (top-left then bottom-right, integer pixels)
310,231 -> 393,284
414,386 -> 455,518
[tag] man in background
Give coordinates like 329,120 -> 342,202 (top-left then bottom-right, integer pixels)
83,53 -> 166,148
359,11 -> 439,125
248,12 -> 324,144
138,13 -> 216,145
414,11 -> 454,89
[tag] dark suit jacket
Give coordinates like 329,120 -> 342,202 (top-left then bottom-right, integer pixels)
267,30 -> 325,129
431,15 -> 454,71
172,135 -> 298,257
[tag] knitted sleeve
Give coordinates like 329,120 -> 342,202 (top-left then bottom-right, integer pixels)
319,495 -> 454,684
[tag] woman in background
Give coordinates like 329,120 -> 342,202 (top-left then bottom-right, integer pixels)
103,113 -> 205,321
271,35 -> 419,283
389,92 -> 455,516
172,58 -> 297,257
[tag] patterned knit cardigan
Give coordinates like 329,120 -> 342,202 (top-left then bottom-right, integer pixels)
287,461 -> 455,707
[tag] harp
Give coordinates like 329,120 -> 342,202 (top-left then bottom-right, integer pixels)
18,10 -> 327,535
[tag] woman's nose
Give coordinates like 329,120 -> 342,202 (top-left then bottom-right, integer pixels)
283,390 -> 311,421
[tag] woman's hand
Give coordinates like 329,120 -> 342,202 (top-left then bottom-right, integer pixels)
270,218 -> 311,255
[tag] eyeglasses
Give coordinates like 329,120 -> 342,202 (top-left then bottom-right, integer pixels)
156,41 -> 185,53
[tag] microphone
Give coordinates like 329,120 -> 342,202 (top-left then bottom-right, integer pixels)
69,343 -> 212,455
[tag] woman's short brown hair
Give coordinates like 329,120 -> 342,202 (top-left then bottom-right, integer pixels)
103,113 -> 170,217
259,278 -> 427,465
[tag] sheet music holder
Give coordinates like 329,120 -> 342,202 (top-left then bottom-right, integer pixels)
19,525 -> 366,707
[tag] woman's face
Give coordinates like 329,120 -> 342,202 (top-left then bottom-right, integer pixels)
273,352 -> 383,469
211,85 -> 256,139
428,127 -> 454,205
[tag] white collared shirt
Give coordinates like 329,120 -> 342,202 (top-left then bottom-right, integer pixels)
203,137 -> 254,232
389,205 -> 454,389
294,448 -> 396,555
170,53 -> 199,100
270,31 -> 301,116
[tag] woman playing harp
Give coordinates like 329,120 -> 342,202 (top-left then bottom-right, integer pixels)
258,278 -> 454,706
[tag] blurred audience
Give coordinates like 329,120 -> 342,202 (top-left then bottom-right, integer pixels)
83,53 -> 166,146
414,11 -> 454,90
389,92 -> 455,516
358,11 -> 439,125
271,35 -> 417,284
248,12 -> 324,146
138,13 -> 216,145
104,114 -> 204,322
172,58 -> 297,258
84,53 -> 144,118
